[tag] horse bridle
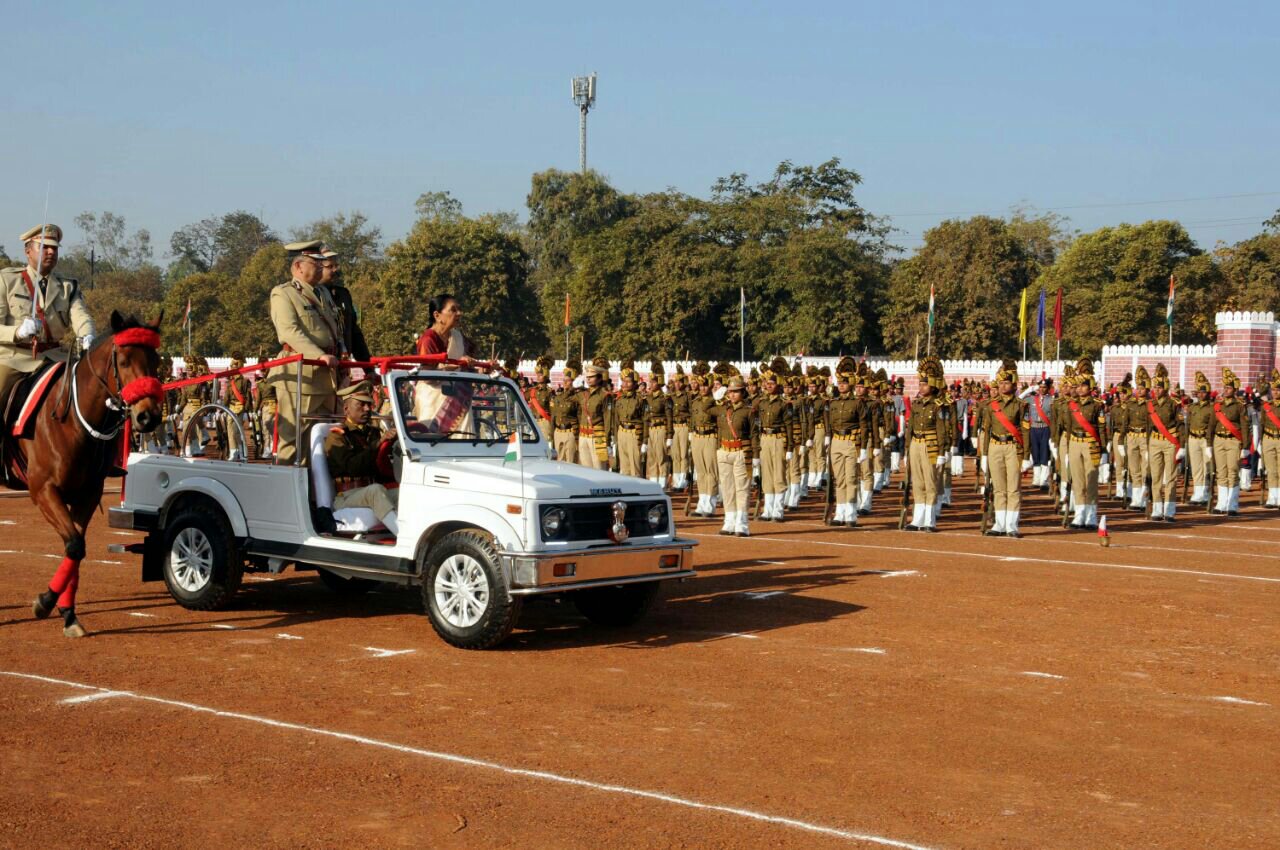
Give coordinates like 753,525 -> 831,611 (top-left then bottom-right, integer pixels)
71,328 -> 164,442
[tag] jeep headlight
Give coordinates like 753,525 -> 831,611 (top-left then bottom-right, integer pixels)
541,507 -> 567,539
646,503 -> 666,532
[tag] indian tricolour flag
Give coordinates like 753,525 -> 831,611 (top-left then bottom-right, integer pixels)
1166,274 -> 1176,328
504,430 -> 523,464
927,284 -> 935,328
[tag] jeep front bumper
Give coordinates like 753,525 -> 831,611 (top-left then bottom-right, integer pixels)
500,539 -> 696,595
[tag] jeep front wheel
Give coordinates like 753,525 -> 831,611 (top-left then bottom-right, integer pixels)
162,504 -> 243,610
421,530 -> 520,649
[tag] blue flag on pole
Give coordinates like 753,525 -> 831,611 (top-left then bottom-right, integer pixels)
1036,288 -> 1046,337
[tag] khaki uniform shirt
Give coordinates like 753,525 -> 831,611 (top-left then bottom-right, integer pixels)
711,399 -> 757,459
0,265 -> 95,372
1209,397 -> 1249,445
576,385 -> 612,437
754,393 -> 792,451
982,394 -> 1030,460
550,387 -> 579,431
268,278 -> 340,394
670,389 -> 691,425
323,420 -> 382,488
645,390 -> 672,432
613,390 -> 648,444
1145,396 -> 1186,445
825,394 -> 873,450
690,393 -> 718,433
1185,399 -> 1214,439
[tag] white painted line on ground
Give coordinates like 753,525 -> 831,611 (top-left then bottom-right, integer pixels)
841,647 -> 887,655
0,519 -> 14,525
1020,672 -> 1066,680
742,591 -> 786,599
721,633 -> 761,640
363,647 -> 416,658
97,559 -> 124,565
110,531 -> 137,537
212,624 -> 236,630
687,533 -> 1280,585
61,690 -> 131,705
879,570 -> 919,578
1,671 -> 939,850
128,612 -> 157,619
1211,696 -> 1270,707
755,559 -> 785,565
0,549 -> 19,555
276,633 -> 303,640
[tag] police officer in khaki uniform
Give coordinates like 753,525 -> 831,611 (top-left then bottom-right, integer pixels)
1210,367 -> 1249,515
981,362 -> 1031,537
576,360 -> 612,469
1185,372 -> 1214,505
612,364 -> 647,478
806,368 -> 829,492
1145,364 -> 1185,521
0,224 -> 96,412
221,356 -> 252,462
1066,360 -> 1108,529
825,360 -> 872,527
256,371 -> 279,460
783,372 -> 809,509
268,241 -> 341,465
754,363 -> 793,521
550,360 -> 580,464
317,246 -> 370,362
669,365 -> 691,491
712,374 -> 756,536
1260,370 -> 1280,508
527,355 -> 554,441
644,363 -> 672,486
1125,366 -> 1152,510
689,364 -> 721,516
904,358 -> 952,531
323,381 -> 400,536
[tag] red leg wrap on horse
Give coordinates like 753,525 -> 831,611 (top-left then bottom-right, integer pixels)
57,571 -> 79,610
49,557 -> 79,594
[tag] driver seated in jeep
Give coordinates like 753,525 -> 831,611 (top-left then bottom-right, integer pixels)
323,381 -> 400,536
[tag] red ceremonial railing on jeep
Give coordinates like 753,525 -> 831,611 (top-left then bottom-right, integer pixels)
152,353 -> 500,466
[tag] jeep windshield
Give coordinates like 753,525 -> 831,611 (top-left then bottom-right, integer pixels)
395,374 -> 540,445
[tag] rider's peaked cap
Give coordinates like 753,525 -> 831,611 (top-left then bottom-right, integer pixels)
21,223 -> 61,247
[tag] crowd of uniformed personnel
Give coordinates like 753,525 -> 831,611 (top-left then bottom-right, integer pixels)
519,350 -> 1280,538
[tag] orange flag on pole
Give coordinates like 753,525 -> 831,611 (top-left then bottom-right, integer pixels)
564,292 -> 571,328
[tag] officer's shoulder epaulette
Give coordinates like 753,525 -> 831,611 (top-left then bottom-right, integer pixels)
0,266 -> 23,280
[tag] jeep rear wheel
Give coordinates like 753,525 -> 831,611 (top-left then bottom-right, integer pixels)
162,504 -> 242,610
421,530 -> 520,649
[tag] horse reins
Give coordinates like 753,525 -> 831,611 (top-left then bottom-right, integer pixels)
71,328 -> 163,442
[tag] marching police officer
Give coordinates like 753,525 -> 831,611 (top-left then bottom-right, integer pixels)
1210,368 -> 1249,515
981,362 -> 1031,537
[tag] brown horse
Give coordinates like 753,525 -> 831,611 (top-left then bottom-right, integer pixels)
13,310 -> 164,637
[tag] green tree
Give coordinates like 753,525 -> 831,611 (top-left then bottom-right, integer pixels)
1215,232 -> 1280,314
290,211 -> 383,266
159,272 -> 233,357
170,211 -> 277,278
363,215 -> 545,357
82,267 -> 165,331
1038,221 -> 1201,356
414,191 -> 464,223
70,211 -> 153,272
218,243 -> 289,357
881,216 -> 1038,359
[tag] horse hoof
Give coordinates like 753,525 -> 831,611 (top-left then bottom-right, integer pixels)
32,592 -> 56,620
63,621 -> 88,639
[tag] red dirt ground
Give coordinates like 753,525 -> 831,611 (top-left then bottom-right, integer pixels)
1,475 -> 1277,849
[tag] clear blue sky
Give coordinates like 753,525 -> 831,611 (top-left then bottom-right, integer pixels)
3,0 -> 1276,260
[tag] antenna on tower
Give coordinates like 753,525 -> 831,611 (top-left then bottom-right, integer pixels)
570,73 -> 597,174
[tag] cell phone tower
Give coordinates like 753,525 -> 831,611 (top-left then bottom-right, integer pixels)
571,73 -> 597,174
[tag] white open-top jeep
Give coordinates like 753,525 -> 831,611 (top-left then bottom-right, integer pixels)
110,360 -> 696,649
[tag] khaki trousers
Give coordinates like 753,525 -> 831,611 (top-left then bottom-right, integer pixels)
856,447 -> 875,493
759,434 -> 786,496
1188,436 -> 1210,488
578,435 -> 603,470
831,437 -> 858,504
554,428 -> 578,464
874,442 -> 887,477
1125,433 -> 1149,491
1213,436 -> 1241,488
276,389 -> 336,466
334,483 -> 398,521
809,425 -> 826,479
1148,437 -> 1177,503
646,426 -> 668,480
908,439 -> 939,506
671,424 -> 689,477
716,449 -> 750,516
537,417 -> 553,442
692,434 -> 719,498
0,362 -> 29,414
1263,435 -> 1280,491
988,440 -> 1021,512
224,410 -> 246,455
787,439 -> 804,487
1068,437 -> 1100,505
617,428 -> 642,477
1057,433 -> 1070,484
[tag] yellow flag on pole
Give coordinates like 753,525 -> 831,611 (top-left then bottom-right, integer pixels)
1018,287 -> 1028,342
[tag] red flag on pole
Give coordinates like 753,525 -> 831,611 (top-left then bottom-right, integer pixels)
1052,287 -> 1063,341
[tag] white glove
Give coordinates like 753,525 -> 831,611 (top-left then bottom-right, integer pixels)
1021,458 -> 1033,472
935,455 -> 945,469
80,334 -> 94,350
752,458 -> 760,471
641,444 -> 648,455
883,436 -> 892,446
805,439 -> 812,448
665,439 -> 672,449
980,456 -> 989,474
1174,448 -> 1185,462
785,451 -> 793,462
1117,445 -> 1126,460
857,449 -> 868,463
608,445 -> 616,459
1049,443 -> 1058,460
823,437 -> 831,448
1100,452 -> 1109,467
15,317 -> 40,341
1205,446 -> 1213,461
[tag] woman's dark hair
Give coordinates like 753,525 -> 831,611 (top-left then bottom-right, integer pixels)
429,293 -> 457,325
